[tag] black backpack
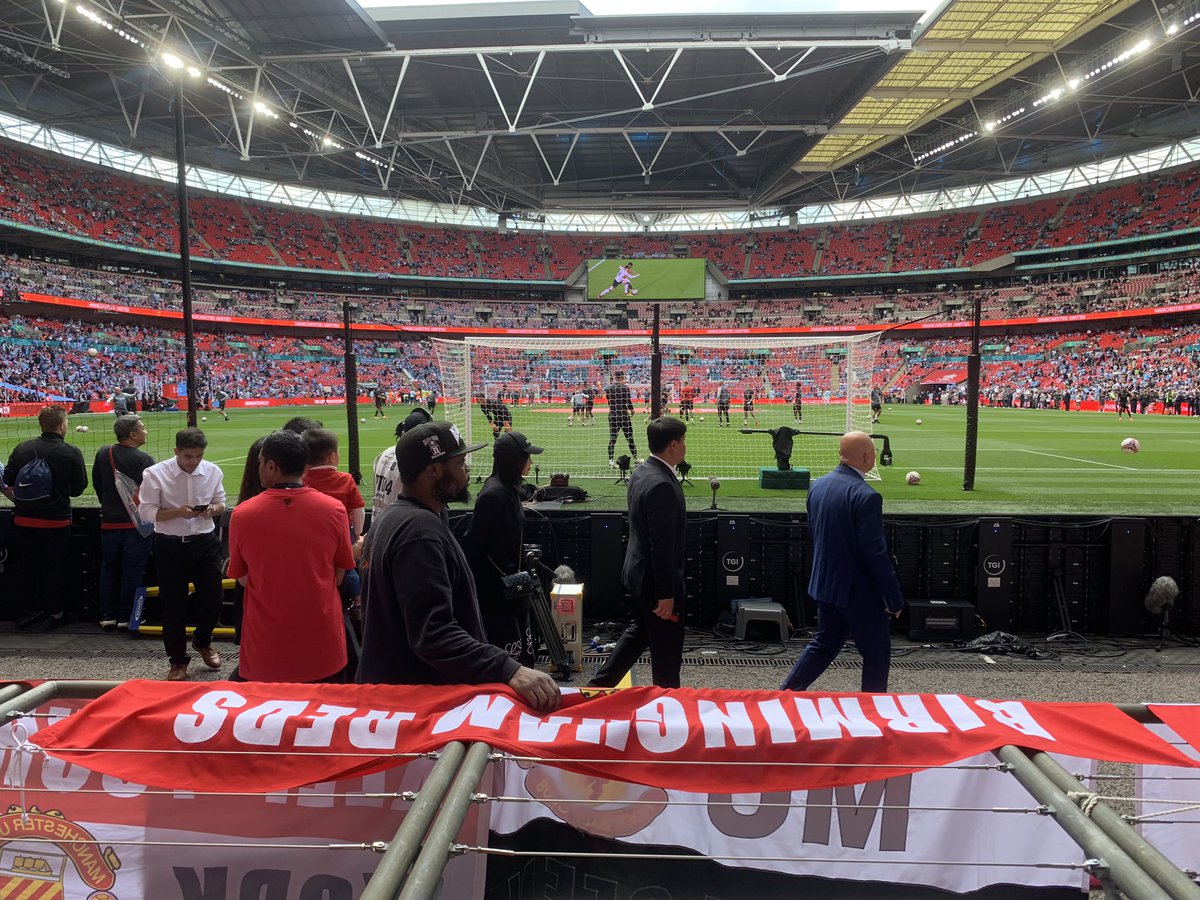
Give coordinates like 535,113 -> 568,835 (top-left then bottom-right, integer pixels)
12,446 -> 57,502
532,485 -> 589,504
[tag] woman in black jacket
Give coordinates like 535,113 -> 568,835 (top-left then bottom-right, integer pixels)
461,430 -> 543,665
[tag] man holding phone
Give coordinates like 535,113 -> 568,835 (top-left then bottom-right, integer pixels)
138,428 -> 227,681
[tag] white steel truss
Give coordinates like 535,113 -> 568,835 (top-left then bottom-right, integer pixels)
4,108 -> 1200,236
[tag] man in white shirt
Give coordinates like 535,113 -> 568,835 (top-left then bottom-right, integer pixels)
371,407 -> 431,514
138,427 -> 227,681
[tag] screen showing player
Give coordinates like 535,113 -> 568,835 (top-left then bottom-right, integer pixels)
586,258 -> 706,300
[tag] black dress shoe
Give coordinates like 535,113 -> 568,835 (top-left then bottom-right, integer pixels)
15,611 -> 43,631
40,614 -> 70,631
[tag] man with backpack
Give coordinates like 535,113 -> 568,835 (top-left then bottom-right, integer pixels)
91,415 -> 155,632
2,406 -> 88,630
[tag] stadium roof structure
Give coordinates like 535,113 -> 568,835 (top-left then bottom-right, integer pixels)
2,0 -> 1200,223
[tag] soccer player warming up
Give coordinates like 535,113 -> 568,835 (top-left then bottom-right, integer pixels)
598,262 -> 639,298
606,370 -> 640,466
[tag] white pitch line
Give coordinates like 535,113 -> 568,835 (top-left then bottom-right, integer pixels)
1013,448 -> 1135,470
913,467 -> 1200,474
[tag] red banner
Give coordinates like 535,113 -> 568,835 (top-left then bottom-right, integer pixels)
30,682 -> 1194,794
920,369 -> 969,385
1148,705 -> 1200,755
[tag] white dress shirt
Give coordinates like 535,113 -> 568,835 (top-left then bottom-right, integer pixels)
138,457 -> 226,536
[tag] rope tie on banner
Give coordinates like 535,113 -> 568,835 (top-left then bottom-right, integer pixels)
8,722 -> 44,825
1067,790 -> 1101,817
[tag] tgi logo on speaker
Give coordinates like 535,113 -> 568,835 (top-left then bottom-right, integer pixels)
722,553 -> 745,573
982,554 -> 1006,588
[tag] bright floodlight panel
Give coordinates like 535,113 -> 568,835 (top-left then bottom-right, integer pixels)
585,258 -> 706,300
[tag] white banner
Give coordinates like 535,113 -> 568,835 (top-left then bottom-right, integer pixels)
0,700 -> 487,899
1136,723 -> 1200,876
490,754 -> 1094,894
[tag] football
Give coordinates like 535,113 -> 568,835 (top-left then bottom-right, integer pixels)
1121,437 -> 1140,453
906,471 -> 921,485
630,289 -> 638,295
360,417 -> 366,423
87,347 -> 99,357
699,416 -> 705,421
75,425 -> 89,433
915,418 -> 923,425
201,416 -> 207,422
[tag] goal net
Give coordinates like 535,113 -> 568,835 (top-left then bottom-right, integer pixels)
433,332 -> 882,480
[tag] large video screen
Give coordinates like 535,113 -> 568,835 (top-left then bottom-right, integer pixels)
585,258 -> 706,301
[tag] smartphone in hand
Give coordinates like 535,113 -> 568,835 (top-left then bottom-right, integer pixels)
191,504 -> 209,511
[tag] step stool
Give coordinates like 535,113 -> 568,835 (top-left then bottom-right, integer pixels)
734,600 -> 790,643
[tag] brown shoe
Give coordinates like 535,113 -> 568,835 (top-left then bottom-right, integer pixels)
197,646 -> 221,670
167,663 -> 189,682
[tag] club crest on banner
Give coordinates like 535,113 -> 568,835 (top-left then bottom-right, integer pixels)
0,806 -> 121,899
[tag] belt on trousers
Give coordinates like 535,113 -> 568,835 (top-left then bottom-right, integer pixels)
155,531 -> 216,543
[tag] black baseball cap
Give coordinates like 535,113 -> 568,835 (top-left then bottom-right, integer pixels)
396,421 -> 487,478
494,431 -> 544,456
395,407 -> 433,437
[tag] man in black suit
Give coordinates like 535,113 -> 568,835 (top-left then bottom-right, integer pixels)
781,431 -> 903,693
589,416 -> 688,688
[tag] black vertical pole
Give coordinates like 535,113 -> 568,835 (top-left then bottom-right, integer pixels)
650,304 -> 662,420
344,301 -> 362,485
174,77 -> 198,429
962,291 -> 982,491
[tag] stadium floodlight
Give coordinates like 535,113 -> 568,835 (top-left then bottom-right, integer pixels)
1167,23 -> 1180,35
253,100 -> 279,119
161,52 -> 184,69
186,65 -> 202,79
205,76 -> 243,99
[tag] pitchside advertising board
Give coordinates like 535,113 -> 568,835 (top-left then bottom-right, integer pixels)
585,258 -> 706,301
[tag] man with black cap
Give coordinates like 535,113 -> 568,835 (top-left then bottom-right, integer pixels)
357,421 -> 560,712
371,408 -> 433,514
461,431 -> 543,664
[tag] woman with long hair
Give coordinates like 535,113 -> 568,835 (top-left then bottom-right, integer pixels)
460,431 -> 543,665
230,436 -> 266,645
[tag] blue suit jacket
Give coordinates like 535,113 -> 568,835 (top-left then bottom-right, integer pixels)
806,463 -> 904,613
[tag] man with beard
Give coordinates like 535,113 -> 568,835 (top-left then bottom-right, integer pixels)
356,422 -> 560,712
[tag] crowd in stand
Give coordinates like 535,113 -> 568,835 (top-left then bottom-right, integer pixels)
3,309 -> 1199,412
875,323 -> 1200,408
8,254 -> 1200,332
6,139 -> 1200,281
0,313 -> 440,404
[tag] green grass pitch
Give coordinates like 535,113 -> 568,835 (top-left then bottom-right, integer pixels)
5,403 -> 1195,514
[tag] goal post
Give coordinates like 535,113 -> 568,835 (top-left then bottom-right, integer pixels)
432,331 -> 883,481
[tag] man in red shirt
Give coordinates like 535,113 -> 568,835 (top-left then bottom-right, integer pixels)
302,428 -> 365,601
227,430 -> 355,682
679,383 -> 696,422
302,428 -> 365,542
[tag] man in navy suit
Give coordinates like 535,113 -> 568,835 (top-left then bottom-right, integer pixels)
589,416 -> 688,689
782,431 -> 903,693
